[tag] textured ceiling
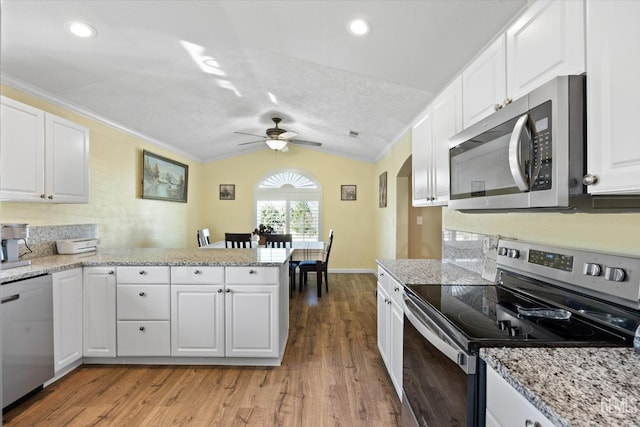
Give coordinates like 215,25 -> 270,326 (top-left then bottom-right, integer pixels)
1,0 -> 527,163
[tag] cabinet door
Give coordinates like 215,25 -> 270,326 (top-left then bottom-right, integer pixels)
45,114 -> 90,203
412,110 -> 433,207
0,96 -> 45,201
389,301 -> 404,400
586,0 -> 640,194
52,269 -> 83,373
431,76 -> 462,204
83,267 -> 117,357
225,285 -> 278,358
376,284 -> 390,368
462,35 -> 507,128
171,285 -> 225,357
506,0 -> 585,100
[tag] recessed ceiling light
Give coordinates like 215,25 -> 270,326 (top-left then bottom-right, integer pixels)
66,21 -> 97,38
347,18 -> 371,36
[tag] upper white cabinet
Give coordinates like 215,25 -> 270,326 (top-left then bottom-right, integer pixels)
585,0 -> 640,195
52,269 -> 83,375
463,0 -> 585,128
412,76 -> 462,207
0,96 -> 89,203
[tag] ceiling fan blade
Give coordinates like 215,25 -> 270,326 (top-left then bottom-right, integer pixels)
289,138 -> 322,147
238,139 -> 265,146
234,131 -> 265,138
279,131 -> 298,139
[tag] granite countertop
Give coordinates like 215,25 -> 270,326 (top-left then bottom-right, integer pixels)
1,247 -> 290,283
481,347 -> 640,427
376,258 -> 493,286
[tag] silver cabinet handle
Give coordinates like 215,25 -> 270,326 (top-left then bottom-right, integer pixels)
108,270 -> 115,275
139,270 -> 147,275
225,289 -> 231,293
583,174 -> 599,186
139,326 -> 145,331
217,288 -> 223,293
249,269 -> 257,275
525,420 -> 542,427
494,103 -> 503,111
394,286 -> 400,292
1,294 -> 20,304
48,195 -> 54,200
503,97 -> 513,106
139,292 -> 146,297
40,194 -> 46,199
194,269 -> 202,275
508,113 -> 531,192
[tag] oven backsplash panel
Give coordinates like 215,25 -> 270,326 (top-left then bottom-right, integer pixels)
20,224 -> 97,259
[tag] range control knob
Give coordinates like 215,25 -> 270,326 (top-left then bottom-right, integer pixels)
507,249 -> 520,259
582,263 -> 602,277
508,326 -> 521,337
497,320 -> 510,330
604,267 -> 626,282
498,247 -> 508,256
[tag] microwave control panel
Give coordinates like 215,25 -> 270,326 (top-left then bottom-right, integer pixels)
531,100 -> 552,191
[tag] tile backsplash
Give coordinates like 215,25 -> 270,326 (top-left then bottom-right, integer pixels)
15,224 -> 97,259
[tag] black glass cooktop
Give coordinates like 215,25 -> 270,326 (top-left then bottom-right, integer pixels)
404,271 -> 640,349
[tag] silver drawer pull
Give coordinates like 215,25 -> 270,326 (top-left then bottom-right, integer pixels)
194,269 -> 202,275
217,288 -> 223,293
225,289 -> 231,293
139,292 -> 146,297
139,270 -> 147,275
139,326 -> 145,331
249,269 -> 257,275
108,270 -> 115,275
1,294 -> 20,304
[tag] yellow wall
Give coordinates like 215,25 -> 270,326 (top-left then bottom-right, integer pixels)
0,86 -> 205,249
203,148 -> 375,270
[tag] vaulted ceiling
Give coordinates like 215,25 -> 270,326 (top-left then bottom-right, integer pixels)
1,0 -> 527,162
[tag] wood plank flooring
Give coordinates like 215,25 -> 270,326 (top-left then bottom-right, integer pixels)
4,273 -> 401,426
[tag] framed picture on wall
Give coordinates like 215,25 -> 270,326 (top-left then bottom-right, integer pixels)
379,171 -> 387,208
219,184 -> 235,200
341,185 -> 357,201
142,150 -> 188,203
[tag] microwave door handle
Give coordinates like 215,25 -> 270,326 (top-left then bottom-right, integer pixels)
508,114 -> 530,191
403,296 -> 476,375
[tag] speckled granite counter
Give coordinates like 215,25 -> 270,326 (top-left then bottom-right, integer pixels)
376,258 -> 493,286
481,347 -> 640,427
1,247 -> 290,283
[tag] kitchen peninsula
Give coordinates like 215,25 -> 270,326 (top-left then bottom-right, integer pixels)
1,248 -> 291,376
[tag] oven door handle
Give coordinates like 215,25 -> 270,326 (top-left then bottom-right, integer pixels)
403,295 -> 476,375
508,113 -> 531,192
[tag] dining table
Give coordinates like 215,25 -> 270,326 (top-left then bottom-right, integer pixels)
204,240 -> 327,297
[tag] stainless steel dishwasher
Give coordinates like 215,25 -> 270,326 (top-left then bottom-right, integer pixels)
2,274 -> 54,409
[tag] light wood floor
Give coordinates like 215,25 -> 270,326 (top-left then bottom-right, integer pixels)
4,273 -> 401,426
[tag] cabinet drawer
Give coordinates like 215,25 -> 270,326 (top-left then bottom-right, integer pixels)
377,266 -> 390,293
171,266 -> 224,284
117,284 -> 170,320
117,266 -> 170,283
225,267 -> 279,285
117,321 -> 170,356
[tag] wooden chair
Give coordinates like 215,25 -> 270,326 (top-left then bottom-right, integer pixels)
197,228 -> 211,247
224,233 -> 252,248
265,234 -> 293,248
299,229 -> 333,293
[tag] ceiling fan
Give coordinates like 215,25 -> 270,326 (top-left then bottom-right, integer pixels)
235,117 -> 322,152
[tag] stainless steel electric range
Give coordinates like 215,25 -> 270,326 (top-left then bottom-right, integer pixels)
402,239 -> 640,427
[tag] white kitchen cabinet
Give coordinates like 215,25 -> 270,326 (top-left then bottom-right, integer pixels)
171,267 -> 225,357
462,0 -> 585,128
485,364 -> 553,427
83,266 -> 117,357
52,268 -> 83,374
376,266 -> 403,400
116,266 -> 170,356
0,96 -> 89,203
585,0 -> 640,195
412,76 -> 462,207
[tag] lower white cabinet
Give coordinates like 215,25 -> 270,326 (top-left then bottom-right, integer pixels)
83,266 -> 117,357
116,321 -> 171,356
376,266 -> 403,399
52,268 -> 83,373
485,365 -> 553,427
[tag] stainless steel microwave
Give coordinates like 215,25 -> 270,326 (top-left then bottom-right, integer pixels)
448,75 -> 586,211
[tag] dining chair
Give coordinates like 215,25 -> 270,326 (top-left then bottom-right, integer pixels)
224,232 -> 252,248
197,228 -> 211,247
265,234 -> 293,248
299,229 -> 333,293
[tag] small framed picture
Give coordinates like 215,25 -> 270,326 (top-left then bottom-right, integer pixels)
219,184 -> 235,200
341,185 -> 357,201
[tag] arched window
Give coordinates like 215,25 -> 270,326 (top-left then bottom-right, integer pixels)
255,170 -> 321,241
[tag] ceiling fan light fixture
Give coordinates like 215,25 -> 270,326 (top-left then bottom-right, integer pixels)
347,18 -> 371,36
265,139 -> 288,151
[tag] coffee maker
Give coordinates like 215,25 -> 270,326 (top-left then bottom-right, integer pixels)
1,223 -> 32,269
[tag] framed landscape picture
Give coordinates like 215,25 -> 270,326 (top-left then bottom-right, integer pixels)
219,184 -> 235,200
341,185 -> 357,201
142,150 -> 188,202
